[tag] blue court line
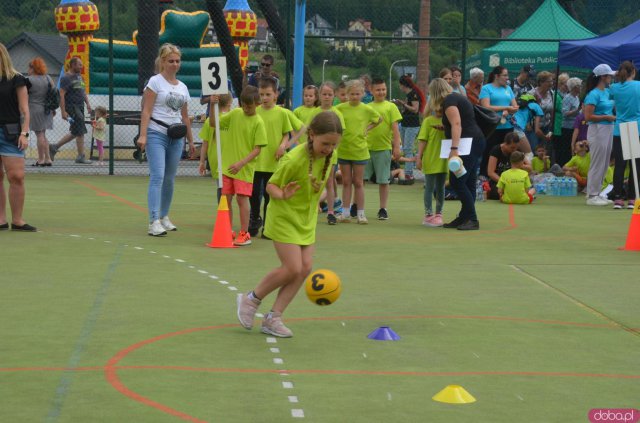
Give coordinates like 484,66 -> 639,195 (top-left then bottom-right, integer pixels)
45,245 -> 123,422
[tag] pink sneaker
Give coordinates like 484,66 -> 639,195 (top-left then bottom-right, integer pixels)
236,293 -> 261,330
432,214 -> 444,227
261,312 -> 293,337
422,214 -> 434,226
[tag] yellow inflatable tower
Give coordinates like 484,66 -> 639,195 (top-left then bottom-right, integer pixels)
54,0 -> 100,92
223,0 -> 257,70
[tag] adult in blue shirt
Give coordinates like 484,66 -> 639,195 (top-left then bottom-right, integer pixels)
479,66 -> 519,175
583,64 -> 616,206
609,61 -> 640,209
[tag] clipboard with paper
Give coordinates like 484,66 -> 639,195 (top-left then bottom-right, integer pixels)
439,138 -> 473,158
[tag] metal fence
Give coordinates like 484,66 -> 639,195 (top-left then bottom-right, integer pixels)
24,0 -> 640,176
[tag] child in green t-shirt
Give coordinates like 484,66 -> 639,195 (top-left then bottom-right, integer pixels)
199,87 -> 267,246
236,111 -> 343,338
250,78 -> 295,238
364,78 -> 402,221
293,85 -> 320,145
416,107 -> 448,227
198,93 -> 232,181
335,79 -> 381,224
498,151 -> 535,204
317,81 -> 346,225
563,140 -> 590,189
531,144 -> 550,174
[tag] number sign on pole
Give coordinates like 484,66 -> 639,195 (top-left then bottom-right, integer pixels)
200,58 -> 229,193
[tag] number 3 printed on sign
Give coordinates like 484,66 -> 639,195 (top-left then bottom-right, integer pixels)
208,62 -> 221,90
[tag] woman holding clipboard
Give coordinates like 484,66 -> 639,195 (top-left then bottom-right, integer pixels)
428,78 -> 485,231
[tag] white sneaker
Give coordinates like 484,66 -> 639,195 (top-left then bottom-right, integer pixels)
160,216 -> 177,231
148,220 -> 167,236
357,215 -> 368,225
586,196 -> 609,206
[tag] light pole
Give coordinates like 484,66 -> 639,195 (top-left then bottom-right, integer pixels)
322,59 -> 329,83
389,59 -> 409,100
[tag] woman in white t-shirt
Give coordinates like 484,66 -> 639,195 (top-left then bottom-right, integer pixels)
138,43 -> 195,236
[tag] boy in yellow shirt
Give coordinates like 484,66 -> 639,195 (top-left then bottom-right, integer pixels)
251,78 -> 295,238
365,78 -> 402,220
498,151 -> 535,204
199,87 -> 267,246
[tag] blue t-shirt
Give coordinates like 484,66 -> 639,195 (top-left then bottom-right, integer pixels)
512,102 -> 543,133
609,81 -> 640,136
584,87 -> 614,125
479,84 -> 515,129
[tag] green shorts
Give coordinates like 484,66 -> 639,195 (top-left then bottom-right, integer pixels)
364,150 -> 391,184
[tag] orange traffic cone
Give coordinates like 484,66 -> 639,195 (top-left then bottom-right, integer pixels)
206,196 -> 237,248
624,199 -> 640,251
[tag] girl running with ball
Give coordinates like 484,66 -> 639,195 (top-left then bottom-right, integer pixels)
236,111 -> 343,337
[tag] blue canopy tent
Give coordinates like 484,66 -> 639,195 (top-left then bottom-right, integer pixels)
558,19 -> 640,69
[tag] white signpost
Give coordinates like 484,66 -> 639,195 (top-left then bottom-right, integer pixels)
200,57 -> 229,190
619,121 -> 640,201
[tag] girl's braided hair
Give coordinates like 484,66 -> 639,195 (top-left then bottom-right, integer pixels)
306,111 -> 343,191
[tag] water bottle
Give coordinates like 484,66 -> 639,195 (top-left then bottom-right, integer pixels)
448,157 -> 467,178
572,178 -> 577,196
550,177 -> 557,196
66,116 -> 74,124
560,177 -> 566,196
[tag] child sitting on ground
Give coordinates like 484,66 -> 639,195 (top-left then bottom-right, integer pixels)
563,140 -> 590,191
531,144 -> 550,174
497,151 -> 536,204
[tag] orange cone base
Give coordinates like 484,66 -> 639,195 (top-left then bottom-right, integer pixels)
207,197 -> 237,249
623,199 -> 640,251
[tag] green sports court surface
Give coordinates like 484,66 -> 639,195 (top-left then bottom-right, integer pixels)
2,174 -> 639,422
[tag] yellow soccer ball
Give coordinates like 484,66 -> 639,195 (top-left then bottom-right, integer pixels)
305,269 -> 342,306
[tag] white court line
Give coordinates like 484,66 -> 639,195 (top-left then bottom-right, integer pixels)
288,396 -> 298,403
282,382 -> 293,389
291,409 -> 304,418
273,358 -> 284,364
270,348 -> 280,353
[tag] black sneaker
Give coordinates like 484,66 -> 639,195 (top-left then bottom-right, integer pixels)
443,216 -> 464,229
350,203 -> 357,218
457,220 -> 480,231
248,216 -> 262,237
377,208 -> 388,220
327,214 -> 337,225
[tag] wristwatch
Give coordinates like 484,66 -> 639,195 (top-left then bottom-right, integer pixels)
20,132 -> 29,138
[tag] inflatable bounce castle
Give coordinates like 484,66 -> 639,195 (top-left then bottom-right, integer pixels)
53,0 -> 257,96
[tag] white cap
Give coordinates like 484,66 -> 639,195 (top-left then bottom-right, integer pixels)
593,64 -> 616,76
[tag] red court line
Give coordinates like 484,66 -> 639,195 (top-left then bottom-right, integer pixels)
113,366 -> 640,379
104,325 -> 236,423
285,314 -> 617,329
73,180 -> 147,213
0,366 -> 102,372
509,203 -> 517,228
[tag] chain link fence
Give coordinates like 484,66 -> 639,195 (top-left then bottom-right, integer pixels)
21,0 -> 640,175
